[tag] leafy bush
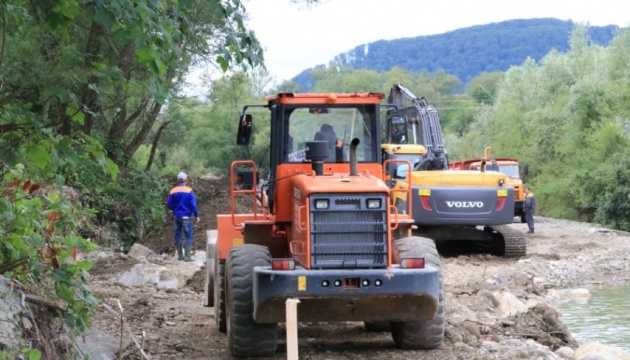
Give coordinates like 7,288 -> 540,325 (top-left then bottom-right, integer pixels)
594,169 -> 630,231
0,165 -> 98,341
77,167 -> 170,252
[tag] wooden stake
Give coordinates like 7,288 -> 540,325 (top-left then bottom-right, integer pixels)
285,298 -> 300,360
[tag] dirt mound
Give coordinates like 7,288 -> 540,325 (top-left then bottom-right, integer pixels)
506,303 -> 578,350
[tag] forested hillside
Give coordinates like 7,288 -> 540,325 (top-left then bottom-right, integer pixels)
293,18 -> 620,90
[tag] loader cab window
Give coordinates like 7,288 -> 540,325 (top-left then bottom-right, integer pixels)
284,106 -> 377,164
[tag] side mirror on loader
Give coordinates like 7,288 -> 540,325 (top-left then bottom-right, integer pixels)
237,114 -> 253,145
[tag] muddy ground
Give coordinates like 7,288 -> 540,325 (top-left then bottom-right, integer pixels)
84,178 -> 630,359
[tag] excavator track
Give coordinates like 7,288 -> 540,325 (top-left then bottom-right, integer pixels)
491,225 -> 526,258
414,224 -> 526,258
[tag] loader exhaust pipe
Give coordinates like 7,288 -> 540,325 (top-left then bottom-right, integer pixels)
350,138 -> 360,176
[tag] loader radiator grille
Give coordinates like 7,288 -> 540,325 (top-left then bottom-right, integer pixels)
310,194 -> 388,269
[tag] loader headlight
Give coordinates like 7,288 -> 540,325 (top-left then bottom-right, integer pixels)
366,199 -> 381,209
499,179 -> 505,186
315,199 -> 329,209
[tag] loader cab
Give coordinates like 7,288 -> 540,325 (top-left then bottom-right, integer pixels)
237,92 -> 385,216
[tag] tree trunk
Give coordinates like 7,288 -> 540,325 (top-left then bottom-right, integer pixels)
107,44 -> 135,141
122,101 -> 163,167
80,20 -> 104,135
145,120 -> 171,172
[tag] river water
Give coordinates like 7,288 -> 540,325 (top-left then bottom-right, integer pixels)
555,284 -> 630,352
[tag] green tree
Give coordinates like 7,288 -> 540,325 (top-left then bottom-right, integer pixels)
0,0 -> 266,351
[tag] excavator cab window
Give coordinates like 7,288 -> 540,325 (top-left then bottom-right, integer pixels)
387,114 -> 408,144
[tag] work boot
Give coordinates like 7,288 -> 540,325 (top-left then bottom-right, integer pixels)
184,245 -> 192,262
176,244 -> 184,261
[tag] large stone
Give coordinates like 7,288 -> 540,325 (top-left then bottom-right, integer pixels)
575,341 -> 630,360
127,243 -> 158,260
492,291 -> 527,317
111,252 -> 205,289
0,276 -> 26,350
547,288 -> 591,302
190,250 -> 206,268
113,263 -> 164,287
157,262 -> 201,289
76,328 -> 119,360
556,346 -> 575,360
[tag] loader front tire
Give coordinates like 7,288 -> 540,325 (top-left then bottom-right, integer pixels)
390,236 -> 445,349
226,244 -> 277,357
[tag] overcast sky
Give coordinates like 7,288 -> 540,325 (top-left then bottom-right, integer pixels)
244,0 -> 630,83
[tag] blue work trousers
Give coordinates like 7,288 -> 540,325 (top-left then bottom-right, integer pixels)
174,217 -> 193,246
525,211 -> 535,233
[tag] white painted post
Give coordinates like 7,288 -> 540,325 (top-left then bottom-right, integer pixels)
285,298 -> 300,360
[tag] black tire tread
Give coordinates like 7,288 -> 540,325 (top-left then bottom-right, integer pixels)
226,244 -> 277,357
215,260 -> 226,333
390,236 -> 445,349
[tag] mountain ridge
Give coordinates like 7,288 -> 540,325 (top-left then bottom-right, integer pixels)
292,18 -> 621,90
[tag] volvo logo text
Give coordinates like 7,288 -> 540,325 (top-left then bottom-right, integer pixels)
446,201 -> 484,208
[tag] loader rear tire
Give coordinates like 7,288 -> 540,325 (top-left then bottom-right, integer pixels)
214,260 -> 226,333
203,230 -> 217,307
226,244 -> 277,357
390,236 -> 445,349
